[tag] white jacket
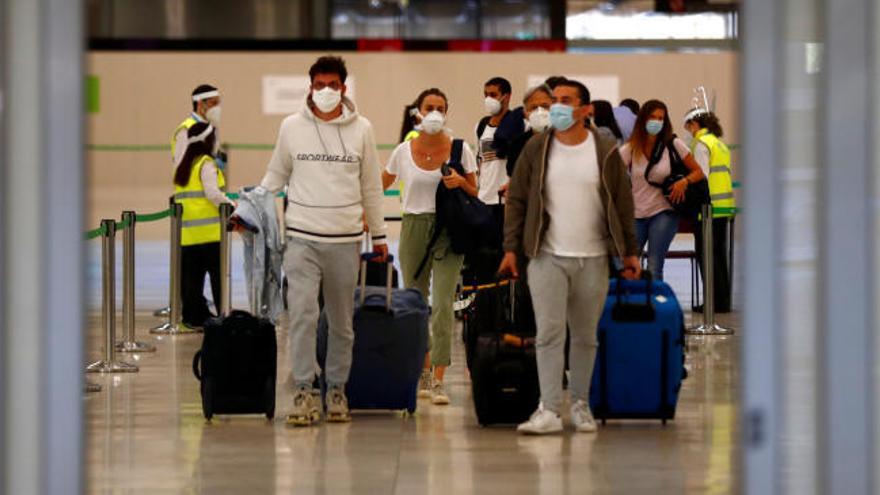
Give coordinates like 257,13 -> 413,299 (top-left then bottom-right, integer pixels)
260,96 -> 387,245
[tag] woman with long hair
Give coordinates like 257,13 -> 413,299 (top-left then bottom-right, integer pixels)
619,99 -> 705,280
382,88 -> 479,406
173,122 -> 235,329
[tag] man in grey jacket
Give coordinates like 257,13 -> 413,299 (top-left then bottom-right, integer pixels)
499,79 -> 640,435
259,55 -> 388,426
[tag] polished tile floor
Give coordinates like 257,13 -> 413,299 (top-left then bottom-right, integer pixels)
85,240 -> 740,495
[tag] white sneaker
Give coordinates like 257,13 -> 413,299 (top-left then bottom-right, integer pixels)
431,380 -> 450,405
418,369 -> 433,399
517,403 -> 563,435
570,399 -> 597,433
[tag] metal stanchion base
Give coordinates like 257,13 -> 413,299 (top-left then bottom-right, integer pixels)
84,381 -> 102,393
116,340 -> 157,353
149,322 -> 200,335
686,324 -> 734,336
153,306 -> 171,317
85,359 -> 139,373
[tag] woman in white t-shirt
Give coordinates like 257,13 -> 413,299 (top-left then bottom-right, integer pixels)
619,99 -> 705,280
382,88 -> 478,406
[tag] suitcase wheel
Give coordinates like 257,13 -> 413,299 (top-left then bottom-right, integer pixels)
266,412 -> 274,420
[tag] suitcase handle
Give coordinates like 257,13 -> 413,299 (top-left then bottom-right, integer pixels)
359,253 -> 395,312
612,271 -> 656,322
192,350 -> 202,381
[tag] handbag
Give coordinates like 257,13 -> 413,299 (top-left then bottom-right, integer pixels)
644,136 -> 709,218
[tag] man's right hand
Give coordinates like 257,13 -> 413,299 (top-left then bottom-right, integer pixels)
497,251 -> 519,279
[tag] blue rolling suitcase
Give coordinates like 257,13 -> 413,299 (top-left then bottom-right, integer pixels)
317,254 -> 429,414
589,275 -> 686,424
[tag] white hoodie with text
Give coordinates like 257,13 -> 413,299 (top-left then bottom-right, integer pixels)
260,96 -> 387,245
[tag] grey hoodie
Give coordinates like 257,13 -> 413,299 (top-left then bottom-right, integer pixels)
259,96 -> 387,245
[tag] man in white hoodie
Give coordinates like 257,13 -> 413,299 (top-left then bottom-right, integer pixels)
259,55 -> 388,426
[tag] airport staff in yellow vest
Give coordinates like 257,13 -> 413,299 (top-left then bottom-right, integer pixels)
684,108 -> 735,313
173,122 -> 235,330
172,84 -> 222,168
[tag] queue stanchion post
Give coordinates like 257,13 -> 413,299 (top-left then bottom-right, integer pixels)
219,202 -> 233,317
687,203 -> 734,336
86,220 -> 139,373
151,201 -> 195,334
151,196 -> 175,319
116,211 -> 156,352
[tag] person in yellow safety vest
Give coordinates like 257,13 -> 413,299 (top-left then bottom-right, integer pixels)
172,84 -> 224,169
684,108 -> 735,313
173,122 -> 235,330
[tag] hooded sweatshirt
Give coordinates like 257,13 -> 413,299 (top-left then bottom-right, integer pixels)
260,96 -> 387,245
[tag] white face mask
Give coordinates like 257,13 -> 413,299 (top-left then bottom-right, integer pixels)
484,96 -> 502,116
420,111 -> 446,135
312,87 -> 342,113
527,107 -> 550,132
205,105 -> 221,126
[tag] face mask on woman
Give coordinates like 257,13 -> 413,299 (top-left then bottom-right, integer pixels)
420,110 -> 446,135
527,107 -> 551,132
645,119 -> 664,136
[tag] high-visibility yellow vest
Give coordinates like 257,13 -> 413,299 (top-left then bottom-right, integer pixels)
691,128 -> 736,218
170,115 -> 200,161
174,155 -> 226,246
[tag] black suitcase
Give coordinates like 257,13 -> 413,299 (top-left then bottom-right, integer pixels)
192,310 -> 277,420
468,280 -> 540,426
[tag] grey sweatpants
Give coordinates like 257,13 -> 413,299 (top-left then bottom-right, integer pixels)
284,236 -> 359,389
527,252 -> 609,414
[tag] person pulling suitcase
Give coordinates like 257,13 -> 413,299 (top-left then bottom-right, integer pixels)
257,56 -> 388,426
499,79 -> 640,435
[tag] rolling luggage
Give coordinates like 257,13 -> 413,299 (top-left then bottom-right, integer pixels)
316,254 -> 429,414
589,275 -> 686,424
192,310 -> 277,420
467,280 -> 540,426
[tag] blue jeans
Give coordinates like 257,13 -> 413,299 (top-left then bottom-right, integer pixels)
635,210 -> 679,280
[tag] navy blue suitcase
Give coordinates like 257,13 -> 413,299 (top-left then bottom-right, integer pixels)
589,275 -> 686,424
317,254 -> 429,414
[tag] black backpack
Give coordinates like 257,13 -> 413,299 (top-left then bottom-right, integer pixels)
414,139 -> 494,279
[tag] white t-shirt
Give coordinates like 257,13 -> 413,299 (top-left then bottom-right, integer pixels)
477,124 -> 508,205
542,135 -> 608,257
386,140 -> 478,215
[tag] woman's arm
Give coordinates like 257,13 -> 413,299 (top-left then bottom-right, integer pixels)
441,169 -> 478,197
201,160 -> 234,206
382,170 -> 397,190
668,150 -> 706,204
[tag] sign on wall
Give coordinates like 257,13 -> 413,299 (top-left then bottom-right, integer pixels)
262,75 -> 357,115
526,75 -> 620,105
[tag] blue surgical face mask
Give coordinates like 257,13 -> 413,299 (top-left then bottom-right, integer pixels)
549,103 -> 576,131
645,119 -> 664,136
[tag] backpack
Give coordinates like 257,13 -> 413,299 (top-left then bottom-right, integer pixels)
414,139 -> 494,279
